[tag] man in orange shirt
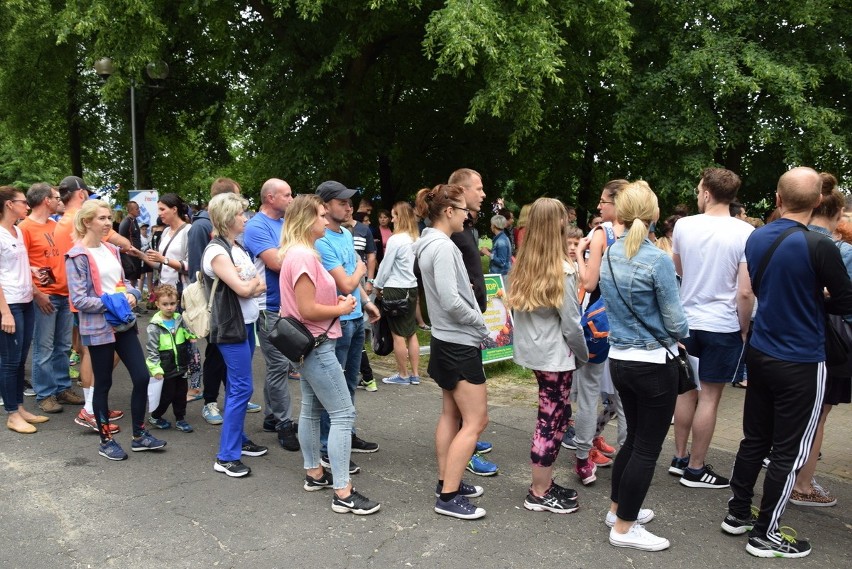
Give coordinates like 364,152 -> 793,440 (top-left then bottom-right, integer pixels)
19,183 -> 84,413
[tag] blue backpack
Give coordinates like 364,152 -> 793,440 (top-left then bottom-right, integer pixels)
580,225 -> 616,364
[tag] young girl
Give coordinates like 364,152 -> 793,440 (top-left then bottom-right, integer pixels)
414,184 -> 489,520
145,284 -> 195,432
510,198 -> 588,513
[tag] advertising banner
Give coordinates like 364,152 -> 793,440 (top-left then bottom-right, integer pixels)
481,274 -> 514,364
129,190 -> 159,228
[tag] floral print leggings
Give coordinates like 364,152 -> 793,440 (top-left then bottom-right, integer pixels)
531,369 -> 574,468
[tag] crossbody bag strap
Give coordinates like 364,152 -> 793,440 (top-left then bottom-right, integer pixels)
160,222 -> 188,259
751,226 -> 806,294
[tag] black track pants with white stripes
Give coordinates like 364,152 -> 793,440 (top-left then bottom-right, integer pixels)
728,347 -> 825,543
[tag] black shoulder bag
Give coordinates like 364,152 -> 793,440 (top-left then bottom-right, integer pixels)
269,316 -> 338,364
605,249 -> 696,394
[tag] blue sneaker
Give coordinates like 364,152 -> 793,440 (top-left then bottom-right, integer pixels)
435,479 -> 484,498
202,402 -> 223,425
408,375 -> 421,385
246,401 -> 261,413
175,420 -> 194,433
475,441 -> 493,454
561,426 -> 577,450
131,431 -> 167,452
382,374 -> 410,385
147,416 -> 171,429
466,452 -> 498,476
98,439 -> 128,461
434,494 -> 486,519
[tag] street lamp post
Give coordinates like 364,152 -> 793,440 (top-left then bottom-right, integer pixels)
94,57 -> 169,191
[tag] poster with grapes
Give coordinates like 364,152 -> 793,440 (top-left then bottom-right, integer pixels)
481,274 -> 514,363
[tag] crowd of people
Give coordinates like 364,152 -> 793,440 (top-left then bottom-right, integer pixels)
0,164 -> 848,559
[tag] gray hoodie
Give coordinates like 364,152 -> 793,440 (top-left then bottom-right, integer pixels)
414,228 -> 487,346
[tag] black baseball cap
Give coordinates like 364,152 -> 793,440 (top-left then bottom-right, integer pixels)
58,176 -> 90,199
316,180 -> 356,202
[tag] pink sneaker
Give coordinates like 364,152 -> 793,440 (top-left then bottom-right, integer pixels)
576,457 -> 597,485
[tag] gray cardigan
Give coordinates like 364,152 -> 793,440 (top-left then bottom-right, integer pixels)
414,228 -> 487,346
513,269 -> 589,372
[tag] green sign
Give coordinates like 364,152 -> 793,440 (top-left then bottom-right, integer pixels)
481,274 -> 514,364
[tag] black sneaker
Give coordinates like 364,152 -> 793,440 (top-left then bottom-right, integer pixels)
434,480 -> 484,498
550,481 -> 579,501
721,508 -> 758,536
746,529 -> 811,558
668,454 -> 690,476
241,440 -> 269,457
262,416 -> 278,432
321,454 -> 360,474
214,459 -> 251,478
351,433 -> 379,453
680,464 -> 729,488
524,484 -> 580,514
277,422 -> 300,452
304,469 -> 333,491
332,490 -> 381,515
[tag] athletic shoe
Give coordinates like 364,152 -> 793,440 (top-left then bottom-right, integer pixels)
381,374 -> 410,385
246,401 -> 261,413
74,409 -> 119,434
175,420 -> 194,433
202,402 -> 223,425
466,453 -> 498,476
321,455 -> 360,474
593,435 -> 616,457
357,378 -> 378,392
434,480 -> 484,498
789,487 -> 837,507
147,416 -> 172,429
24,387 -> 36,397
668,454 -> 690,476
721,506 -> 759,535
131,431 -> 167,451
524,485 -> 579,514
241,440 -> 268,457
262,416 -> 278,432
351,433 -> 379,453
680,464 -> 730,488
561,434 -> 577,450
304,469 -> 334,491
551,482 -> 579,501
434,494 -> 485,520
589,448 -> 613,467
575,457 -> 597,486
55,388 -> 84,405
408,375 -> 420,385
69,350 -> 80,365
332,490 -> 381,515
277,422 -> 300,451
606,508 -> 654,528
214,458 -> 251,478
746,528 -> 811,558
98,439 -> 128,461
609,523 -> 670,551
108,409 -> 124,421
475,440 -> 493,454
69,366 -> 80,380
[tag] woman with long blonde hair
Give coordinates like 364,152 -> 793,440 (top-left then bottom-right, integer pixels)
510,198 -> 588,513
374,201 -> 421,385
598,181 -> 688,551
278,195 -> 380,515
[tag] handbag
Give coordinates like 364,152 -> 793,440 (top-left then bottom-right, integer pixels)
371,303 -> 394,356
605,249 -> 696,394
269,316 -> 337,363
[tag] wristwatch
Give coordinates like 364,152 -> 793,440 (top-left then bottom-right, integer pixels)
163,257 -> 170,267
366,278 -> 375,284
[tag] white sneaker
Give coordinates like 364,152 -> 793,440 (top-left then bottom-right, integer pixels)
609,523 -> 670,551
605,508 -> 655,528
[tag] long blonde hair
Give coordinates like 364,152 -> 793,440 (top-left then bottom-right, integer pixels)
508,198 -> 567,311
279,194 -> 324,259
615,181 -> 658,259
392,201 -> 419,241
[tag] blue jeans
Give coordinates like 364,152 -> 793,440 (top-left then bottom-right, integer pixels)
216,324 -> 256,462
0,302 -> 35,413
320,317 -> 364,450
298,340 -> 355,490
31,295 -> 73,401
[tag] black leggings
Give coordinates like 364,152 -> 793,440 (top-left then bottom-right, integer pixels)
202,342 -> 227,404
89,327 -> 150,442
152,375 -> 188,421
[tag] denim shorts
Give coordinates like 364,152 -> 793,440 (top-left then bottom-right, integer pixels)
681,329 -> 745,383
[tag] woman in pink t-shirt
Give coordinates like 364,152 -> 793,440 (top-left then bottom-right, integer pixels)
279,195 -> 380,516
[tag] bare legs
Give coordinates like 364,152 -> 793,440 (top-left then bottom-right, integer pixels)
435,381 -> 488,492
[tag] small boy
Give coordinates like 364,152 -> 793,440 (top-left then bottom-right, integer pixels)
565,226 -> 584,268
146,284 -> 195,432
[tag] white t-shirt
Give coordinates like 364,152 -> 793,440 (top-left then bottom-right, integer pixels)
87,244 -> 123,294
202,241 -> 259,324
672,214 -> 753,333
0,225 -> 34,303
158,224 -> 190,285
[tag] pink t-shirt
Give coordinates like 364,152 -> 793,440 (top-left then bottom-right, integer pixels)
279,245 -> 342,339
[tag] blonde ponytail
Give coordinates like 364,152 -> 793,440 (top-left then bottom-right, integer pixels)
614,181 -> 658,259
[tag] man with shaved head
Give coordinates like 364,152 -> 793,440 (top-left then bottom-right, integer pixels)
244,178 -> 299,451
721,167 -> 852,558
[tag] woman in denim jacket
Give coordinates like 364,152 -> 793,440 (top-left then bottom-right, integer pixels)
598,181 -> 689,552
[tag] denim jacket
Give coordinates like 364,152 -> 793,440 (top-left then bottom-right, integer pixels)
599,238 -> 689,350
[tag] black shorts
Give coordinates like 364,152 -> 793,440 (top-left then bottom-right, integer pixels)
824,373 -> 851,406
428,336 -> 486,391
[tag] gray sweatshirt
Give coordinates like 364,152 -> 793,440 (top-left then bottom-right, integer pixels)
414,228 -> 487,346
